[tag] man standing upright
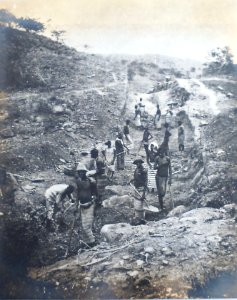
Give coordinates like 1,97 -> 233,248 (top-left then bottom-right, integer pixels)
154,104 -> 161,127
115,133 -> 129,170
75,163 -> 98,247
154,150 -> 172,210
141,126 -> 153,161
138,98 -> 145,116
130,159 -> 148,225
123,120 -> 133,145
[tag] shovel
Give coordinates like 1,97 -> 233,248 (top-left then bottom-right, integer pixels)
168,184 -> 174,209
129,183 -> 159,213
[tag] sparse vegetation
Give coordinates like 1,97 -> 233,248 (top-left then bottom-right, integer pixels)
203,46 -> 234,75
16,17 -> 45,33
51,30 -> 66,43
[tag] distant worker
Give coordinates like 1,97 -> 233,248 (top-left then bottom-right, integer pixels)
134,105 -> 140,120
138,98 -> 145,116
123,120 -> 133,145
79,150 -> 96,171
141,126 -> 153,161
147,143 -> 158,167
178,121 -> 185,151
165,109 -> 173,128
75,164 -> 98,247
130,159 -> 147,225
45,184 -> 75,230
134,105 -> 142,129
90,146 -> 99,160
154,150 -> 172,210
104,140 -> 116,178
154,104 -> 161,127
115,133 -> 129,170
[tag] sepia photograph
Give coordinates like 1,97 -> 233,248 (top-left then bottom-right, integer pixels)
0,0 -> 236,298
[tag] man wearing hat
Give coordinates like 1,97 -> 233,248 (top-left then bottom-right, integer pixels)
75,163 -> 98,247
154,150 -> 172,210
130,158 -> 148,225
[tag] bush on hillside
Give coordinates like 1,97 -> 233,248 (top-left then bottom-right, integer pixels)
203,46 -> 234,75
51,30 -> 66,43
16,18 -> 45,33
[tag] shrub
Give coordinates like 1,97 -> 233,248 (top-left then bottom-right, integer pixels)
17,17 -> 45,33
203,46 -> 234,75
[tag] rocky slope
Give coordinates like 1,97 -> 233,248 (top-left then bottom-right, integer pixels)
0,26 -> 236,298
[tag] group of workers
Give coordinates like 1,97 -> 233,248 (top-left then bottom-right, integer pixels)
44,98 -> 186,250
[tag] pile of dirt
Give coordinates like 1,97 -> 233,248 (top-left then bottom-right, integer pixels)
30,207 -> 237,299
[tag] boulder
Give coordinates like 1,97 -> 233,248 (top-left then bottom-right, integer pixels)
102,195 -> 133,208
144,246 -> 155,255
105,185 -> 131,196
52,105 -> 65,114
101,223 -> 133,243
0,128 -> 15,138
168,205 -> 189,217
200,192 -> 224,208
222,203 -> 237,217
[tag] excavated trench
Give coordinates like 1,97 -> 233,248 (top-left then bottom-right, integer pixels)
1,66 -> 236,298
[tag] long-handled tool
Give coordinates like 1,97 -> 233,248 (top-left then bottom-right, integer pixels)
64,199 -> 80,257
63,202 -> 76,215
129,183 -> 159,213
168,184 -> 174,209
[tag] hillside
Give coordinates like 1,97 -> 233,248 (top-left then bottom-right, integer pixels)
0,26 -> 237,299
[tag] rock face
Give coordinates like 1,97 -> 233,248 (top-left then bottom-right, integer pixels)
167,205 -> 189,217
0,128 -> 15,138
31,207 -> 237,299
101,223 -> 133,242
102,195 -> 133,209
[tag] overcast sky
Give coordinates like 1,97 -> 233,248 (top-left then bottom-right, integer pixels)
1,0 -> 237,61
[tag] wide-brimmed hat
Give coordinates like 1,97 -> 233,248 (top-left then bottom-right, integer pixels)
133,158 -> 144,165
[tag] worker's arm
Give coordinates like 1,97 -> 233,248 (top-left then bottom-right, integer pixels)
67,193 -> 75,203
123,143 -> 129,154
